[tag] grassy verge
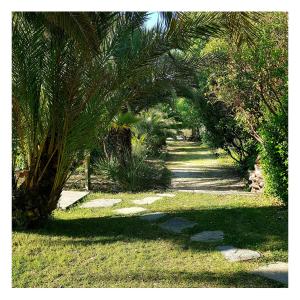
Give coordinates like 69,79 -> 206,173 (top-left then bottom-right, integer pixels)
12,192 -> 287,288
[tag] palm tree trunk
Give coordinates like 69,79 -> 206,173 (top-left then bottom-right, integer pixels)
12,140 -> 62,228
104,127 -> 132,166
84,151 -> 91,191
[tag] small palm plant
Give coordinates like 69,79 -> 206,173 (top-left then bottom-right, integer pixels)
103,111 -> 139,166
133,108 -> 177,156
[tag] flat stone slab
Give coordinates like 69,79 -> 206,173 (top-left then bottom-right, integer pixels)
156,193 -> 176,197
139,212 -> 166,222
191,230 -> 224,242
57,191 -> 89,210
159,217 -> 198,233
251,262 -> 288,285
132,196 -> 162,205
216,245 -> 261,262
175,189 -> 255,195
114,207 -> 147,215
80,199 -> 122,208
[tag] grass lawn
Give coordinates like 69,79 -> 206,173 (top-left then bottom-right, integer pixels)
12,192 -> 287,288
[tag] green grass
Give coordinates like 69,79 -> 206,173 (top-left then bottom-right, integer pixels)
166,142 -> 235,169
12,142 -> 287,287
12,192 -> 287,288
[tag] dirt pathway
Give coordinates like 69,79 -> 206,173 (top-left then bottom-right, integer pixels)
167,141 -> 252,194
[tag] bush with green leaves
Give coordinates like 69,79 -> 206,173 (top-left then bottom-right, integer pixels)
95,153 -> 170,192
259,99 -> 288,204
132,108 -> 177,156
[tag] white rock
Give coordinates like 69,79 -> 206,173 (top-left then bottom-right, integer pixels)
57,191 -> 89,209
251,262 -> 288,284
132,196 -> 162,205
80,199 -> 122,208
216,245 -> 261,262
156,193 -> 176,198
114,207 -> 147,215
191,231 -> 224,242
139,212 -> 166,221
159,217 -> 198,233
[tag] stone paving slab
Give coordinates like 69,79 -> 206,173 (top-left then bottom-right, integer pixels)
174,189 -> 255,195
251,262 -> 288,285
80,198 -> 122,208
132,196 -> 162,205
159,217 -> 198,233
114,207 -> 147,215
57,190 -> 89,210
216,245 -> 261,262
191,230 -> 224,242
156,193 -> 176,198
139,212 -> 167,222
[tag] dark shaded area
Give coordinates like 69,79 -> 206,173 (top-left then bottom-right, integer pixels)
17,206 -> 287,250
171,168 -> 239,179
14,205 -> 288,287
70,269 -> 285,288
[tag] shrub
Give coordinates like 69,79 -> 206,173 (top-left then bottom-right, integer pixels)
95,154 -> 171,192
259,104 -> 288,204
132,108 -> 177,157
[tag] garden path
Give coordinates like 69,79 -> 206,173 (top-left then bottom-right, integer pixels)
167,141 -> 253,195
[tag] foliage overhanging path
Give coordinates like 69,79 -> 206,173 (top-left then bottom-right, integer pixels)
167,141 -> 252,194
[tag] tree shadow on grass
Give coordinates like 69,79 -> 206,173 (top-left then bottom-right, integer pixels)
13,206 -> 288,288
168,146 -> 210,153
84,269 -> 286,288
167,153 -> 216,162
17,206 -> 288,254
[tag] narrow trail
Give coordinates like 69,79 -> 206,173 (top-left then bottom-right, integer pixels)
167,141 -> 253,195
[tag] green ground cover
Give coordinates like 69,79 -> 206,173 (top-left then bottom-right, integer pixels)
12,142 -> 287,288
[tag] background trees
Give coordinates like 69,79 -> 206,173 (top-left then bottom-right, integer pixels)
204,13 -> 288,202
12,11 -> 287,228
169,12 -> 288,201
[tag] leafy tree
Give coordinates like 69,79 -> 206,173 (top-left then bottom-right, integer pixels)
12,12 -> 178,227
12,12 -> 264,227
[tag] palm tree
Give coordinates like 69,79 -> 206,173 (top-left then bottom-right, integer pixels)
103,111 -> 139,167
12,12 -> 261,227
12,12 -> 167,227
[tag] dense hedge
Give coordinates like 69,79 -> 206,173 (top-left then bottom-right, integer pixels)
259,101 -> 288,204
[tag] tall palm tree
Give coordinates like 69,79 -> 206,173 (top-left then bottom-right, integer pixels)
12,12 -> 261,227
12,12 -> 164,227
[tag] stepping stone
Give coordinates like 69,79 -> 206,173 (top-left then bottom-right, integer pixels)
156,193 -> 176,198
159,217 -> 198,233
80,199 -> 122,208
251,262 -> 288,284
114,207 -> 147,215
216,245 -> 261,262
57,190 -> 89,210
139,212 -> 166,222
132,196 -> 162,205
191,230 -> 224,242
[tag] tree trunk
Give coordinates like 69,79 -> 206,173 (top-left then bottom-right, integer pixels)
84,151 -> 91,191
12,139 -> 62,228
191,127 -> 200,141
104,127 -> 132,166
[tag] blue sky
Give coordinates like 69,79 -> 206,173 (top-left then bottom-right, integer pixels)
144,12 -> 160,29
